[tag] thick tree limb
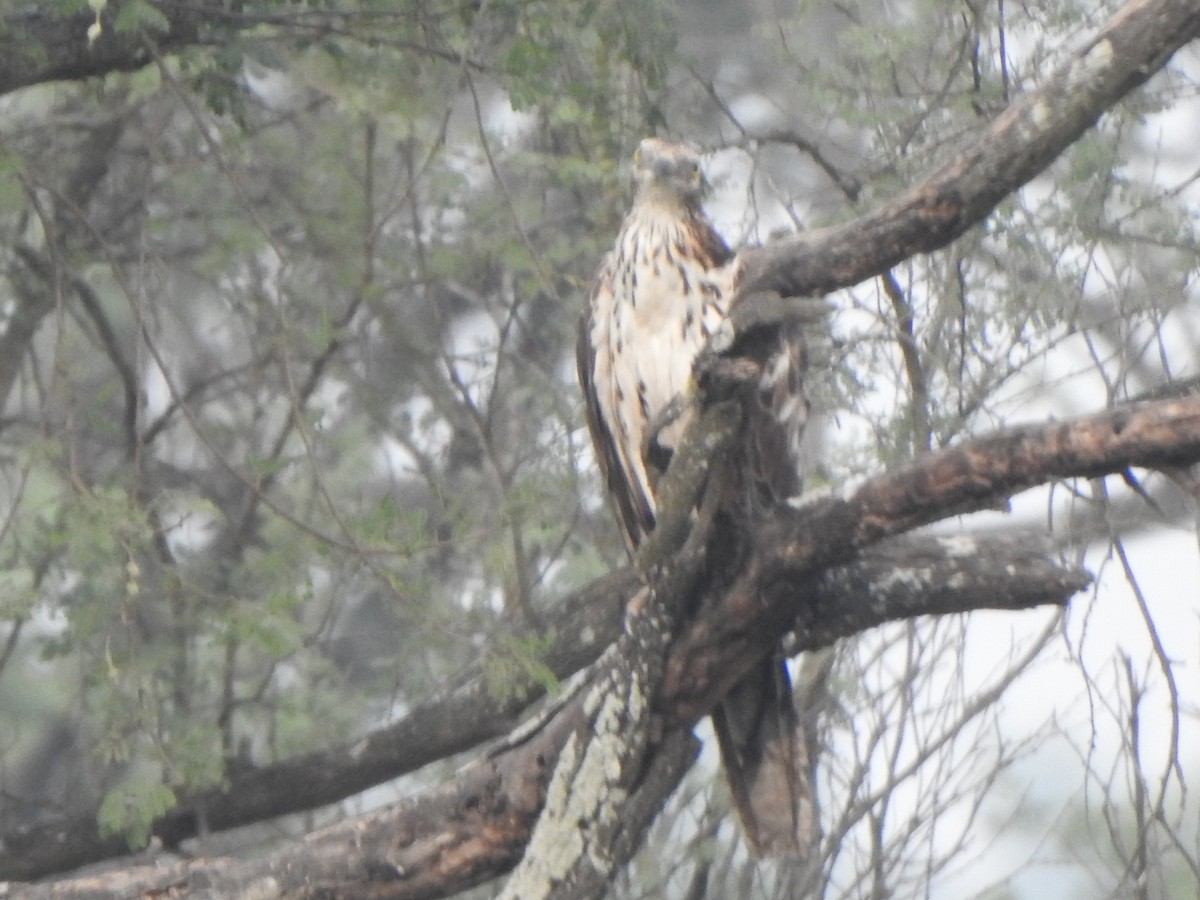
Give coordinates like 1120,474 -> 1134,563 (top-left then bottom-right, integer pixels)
662,396 -> 1200,719
0,568 -> 635,882
495,396 -> 742,900
9,543 -> 1079,900
493,606 -> 672,900
22,396 -> 1200,899
0,536 -> 1076,884
0,3 -> 209,96
4,0 -> 1196,893
735,0 -> 1200,298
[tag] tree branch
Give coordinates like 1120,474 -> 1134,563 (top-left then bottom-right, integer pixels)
23,393 -> 1200,898
0,567 -> 634,882
6,0 -> 1197,893
12,539 -> 1078,900
0,2 -> 487,99
0,256 -> 55,417
734,0 -> 1200,298
0,3 -> 209,97
0,535 -> 1076,883
662,396 -> 1200,719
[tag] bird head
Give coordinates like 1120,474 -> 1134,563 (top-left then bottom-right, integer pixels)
631,138 -> 705,207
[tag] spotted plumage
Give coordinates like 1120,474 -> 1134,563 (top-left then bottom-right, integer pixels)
580,140 -> 740,548
577,137 -> 814,857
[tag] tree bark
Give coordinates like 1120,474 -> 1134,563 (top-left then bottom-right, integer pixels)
19,396 -> 1200,899
0,536 -> 1079,883
0,3 -> 209,97
3,0 -> 1197,894
0,568 -> 635,882
735,0 -> 1200,299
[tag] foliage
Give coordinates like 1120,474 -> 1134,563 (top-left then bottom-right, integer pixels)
0,0 -> 1197,896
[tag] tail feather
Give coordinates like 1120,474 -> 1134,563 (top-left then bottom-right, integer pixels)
710,653 -> 815,858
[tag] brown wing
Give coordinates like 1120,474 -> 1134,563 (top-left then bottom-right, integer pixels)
684,208 -> 735,270
712,322 -> 815,858
580,176 -> 814,857
714,250 -> 814,858
747,325 -> 808,504
711,654 -> 813,857
577,257 -> 655,554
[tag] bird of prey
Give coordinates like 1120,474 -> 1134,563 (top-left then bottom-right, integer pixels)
577,137 -> 814,857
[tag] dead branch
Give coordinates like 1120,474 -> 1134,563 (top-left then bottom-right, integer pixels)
734,0 -> 1200,299
3,0 -> 1197,893
0,535 -> 1077,883
20,396 -> 1200,900
662,396 -> 1200,719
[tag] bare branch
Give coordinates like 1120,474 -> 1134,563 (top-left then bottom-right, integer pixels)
735,0 -> 1200,298
20,392 -> 1197,898
5,1 -> 1197,894
663,396 -> 1200,720
0,534 -> 1076,882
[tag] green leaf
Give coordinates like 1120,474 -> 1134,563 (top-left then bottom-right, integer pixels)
0,568 -> 37,619
484,632 -> 559,704
113,0 -> 170,34
97,779 -> 177,849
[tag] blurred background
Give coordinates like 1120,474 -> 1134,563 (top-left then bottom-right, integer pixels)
0,1 -> 1197,897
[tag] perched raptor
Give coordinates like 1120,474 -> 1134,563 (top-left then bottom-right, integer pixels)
578,137 -> 814,856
